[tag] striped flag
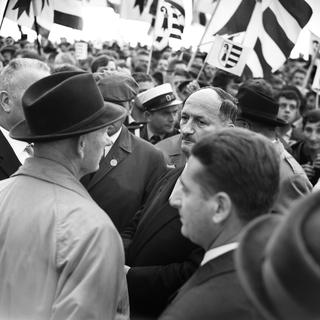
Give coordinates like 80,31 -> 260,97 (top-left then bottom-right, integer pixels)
5,0 -> 83,36
192,0 -> 215,26
202,0 -> 313,77
153,0 -> 185,50
120,0 -> 154,22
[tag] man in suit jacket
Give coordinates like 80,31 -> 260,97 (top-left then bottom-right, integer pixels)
122,87 -> 238,318
159,128 -> 279,320
82,72 -> 167,231
0,58 -> 50,180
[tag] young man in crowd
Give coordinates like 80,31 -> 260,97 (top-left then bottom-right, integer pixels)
291,109 -> 320,185
276,88 -> 304,145
122,87 -> 238,318
160,128 -> 278,320
137,83 -> 181,144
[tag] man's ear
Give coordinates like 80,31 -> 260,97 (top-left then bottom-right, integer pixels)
144,110 -> 151,122
77,135 -> 86,159
0,91 -> 11,113
211,192 -> 232,224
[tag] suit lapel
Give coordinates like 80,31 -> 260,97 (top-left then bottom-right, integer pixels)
175,251 -> 235,299
86,126 -> 132,190
0,130 -> 21,178
129,168 -> 183,256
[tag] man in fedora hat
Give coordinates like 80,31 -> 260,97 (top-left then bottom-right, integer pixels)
0,71 -> 129,319
159,128 -> 278,320
236,191 -> 320,320
0,58 -> 50,180
235,79 -> 312,214
82,71 -> 167,231
137,83 -> 181,144
122,87 -> 238,318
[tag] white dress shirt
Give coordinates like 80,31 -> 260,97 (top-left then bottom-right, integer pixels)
200,242 -> 238,266
104,127 -> 122,157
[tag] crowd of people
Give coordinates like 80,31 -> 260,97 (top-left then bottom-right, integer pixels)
0,33 -> 319,320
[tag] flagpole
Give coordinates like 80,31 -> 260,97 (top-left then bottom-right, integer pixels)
303,49 -> 319,89
32,0 -> 42,56
316,91 -> 319,109
147,0 -> 161,74
187,0 -> 222,71
0,0 -> 10,31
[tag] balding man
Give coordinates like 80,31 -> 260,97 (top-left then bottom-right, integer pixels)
0,58 -> 50,180
122,87 -> 238,318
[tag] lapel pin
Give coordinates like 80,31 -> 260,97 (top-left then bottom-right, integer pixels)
110,159 -> 118,167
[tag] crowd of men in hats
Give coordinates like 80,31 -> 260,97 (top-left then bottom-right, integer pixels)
0,34 -> 320,320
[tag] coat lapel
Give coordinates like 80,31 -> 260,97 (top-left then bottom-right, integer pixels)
86,126 -> 132,190
175,251 -> 235,299
0,130 -> 21,178
129,168 -> 183,256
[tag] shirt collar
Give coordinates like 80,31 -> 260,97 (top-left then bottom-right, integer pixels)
200,242 -> 238,266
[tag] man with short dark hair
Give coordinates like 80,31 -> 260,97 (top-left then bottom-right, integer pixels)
122,87 -> 238,318
160,128 -> 278,320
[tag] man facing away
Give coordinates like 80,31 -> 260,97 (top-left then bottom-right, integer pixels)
0,58 -> 50,180
0,71 -> 128,320
160,128 -> 279,320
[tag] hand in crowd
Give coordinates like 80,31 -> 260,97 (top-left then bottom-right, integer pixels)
301,163 -> 315,180
312,154 -> 320,170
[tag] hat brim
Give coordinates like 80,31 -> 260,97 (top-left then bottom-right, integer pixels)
235,214 -> 284,320
239,111 -> 287,127
148,99 -> 182,112
10,101 -> 127,143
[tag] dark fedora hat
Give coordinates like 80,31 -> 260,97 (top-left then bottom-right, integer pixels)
236,192 -> 320,320
10,71 -> 127,142
236,85 -> 287,127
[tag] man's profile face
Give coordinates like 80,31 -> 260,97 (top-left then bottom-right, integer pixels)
170,155 -> 216,248
303,121 -> 320,152
180,89 -> 224,157
277,96 -> 299,124
147,105 -> 179,135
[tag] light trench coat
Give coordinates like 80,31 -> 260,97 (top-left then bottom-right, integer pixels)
0,157 -> 128,320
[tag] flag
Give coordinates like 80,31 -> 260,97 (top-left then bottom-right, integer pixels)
312,60 -> 320,92
206,35 -> 251,76
0,1 -> 9,29
153,0 -> 185,50
201,0 -> 313,78
192,0 -> 215,26
5,0 -> 83,37
309,31 -> 320,59
120,0 -> 154,22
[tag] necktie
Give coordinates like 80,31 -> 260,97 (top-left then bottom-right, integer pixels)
150,135 -> 161,145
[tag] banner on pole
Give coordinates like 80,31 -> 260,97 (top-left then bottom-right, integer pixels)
206,35 -> 251,76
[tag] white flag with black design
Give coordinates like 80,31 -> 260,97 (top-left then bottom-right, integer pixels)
206,35 -> 251,76
153,0 -> 185,50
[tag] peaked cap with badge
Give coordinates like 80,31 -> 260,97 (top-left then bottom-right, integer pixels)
137,83 -> 182,112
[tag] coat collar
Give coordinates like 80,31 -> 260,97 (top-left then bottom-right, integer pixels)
12,156 -> 91,200
85,125 -> 133,190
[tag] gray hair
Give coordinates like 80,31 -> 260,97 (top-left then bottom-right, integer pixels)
0,58 -> 50,95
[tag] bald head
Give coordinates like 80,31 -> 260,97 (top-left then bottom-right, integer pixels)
180,87 -> 238,157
